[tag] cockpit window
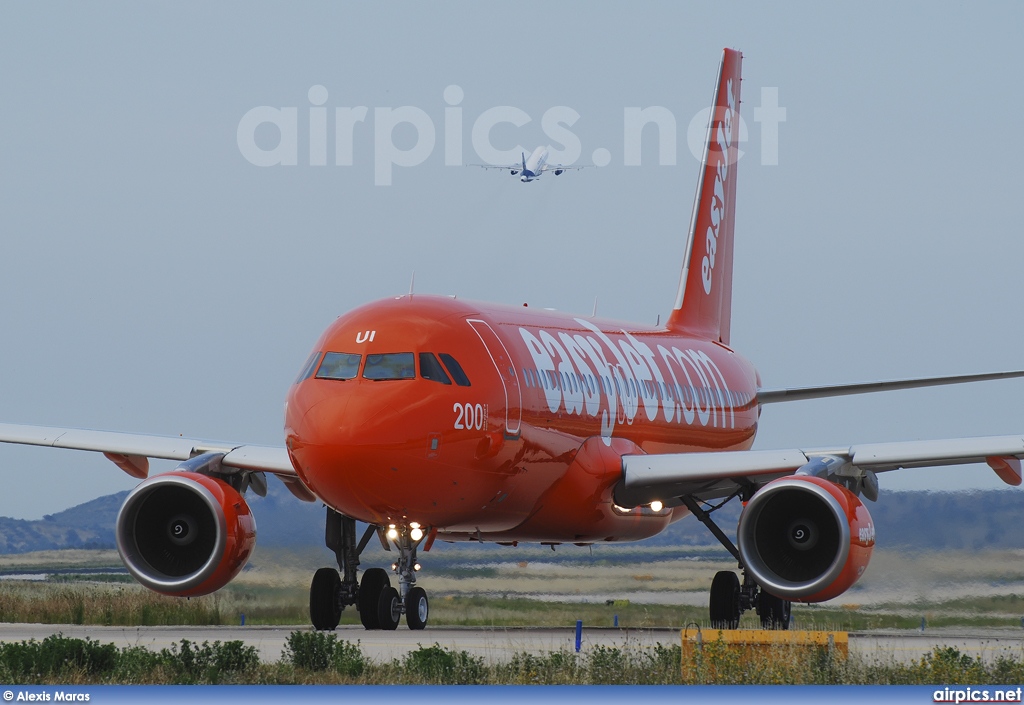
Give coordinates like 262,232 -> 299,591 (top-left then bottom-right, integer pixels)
438,353 -> 471,387
316,352 -> 361,380
419,353 -> 452,385
363,352 -> 415,380
295,351 -> 323,384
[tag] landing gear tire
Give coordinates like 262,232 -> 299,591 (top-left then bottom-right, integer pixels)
405,586 -> 429,630
378,586 -> 401,630
757,590 -> 792,630
358,567 -> 390,630
309,567 -> 342,631
709,570 -> 741,629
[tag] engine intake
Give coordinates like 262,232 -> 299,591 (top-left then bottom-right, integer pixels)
115,471 -> 257,597
737,475 -> 874,602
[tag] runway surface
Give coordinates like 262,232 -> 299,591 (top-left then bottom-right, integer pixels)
3,623 -> 1024,664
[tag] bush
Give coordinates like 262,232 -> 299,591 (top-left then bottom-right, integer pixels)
911,647 -> 989,685
587,645 -> 630,684
284,630 -> 334,671
403,643 -> 485,684
584,643 -> 686,685
282,630 -> 364,677
111,645 -> 160,683
500,650 -> 580,684
0,634 -> 118,681
332,638 -> 366,678
158,639 -> 259,684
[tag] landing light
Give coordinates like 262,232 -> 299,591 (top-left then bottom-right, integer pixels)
409,521 -> 420,529
414,563 -> 421,571
410,527 -> 423,541
650,501 -> 664,512
387,527 -> 399,540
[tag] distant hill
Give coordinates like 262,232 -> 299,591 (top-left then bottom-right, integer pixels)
0,492 -> 128,553
0,483 -> 1021,554
633,489 -> 1024,552
0,482 -> 325,554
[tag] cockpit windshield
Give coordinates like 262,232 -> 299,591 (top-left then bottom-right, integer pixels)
310,350 -> 469,385
295,351 -> 323,384
419,353 -> 452,384
363,352 -> 415,380
439,353 -> 471,386
316,352 -> 361,380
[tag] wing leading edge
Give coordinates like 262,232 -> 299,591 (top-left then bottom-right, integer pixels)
758,369 -> 1024,404
616,434 -> 1024,508
468,164 -> 592,171
0,422 -> 312,500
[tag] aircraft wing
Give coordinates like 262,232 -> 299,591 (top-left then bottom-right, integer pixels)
467,163 -> 520,170
757,369 -> 1024,404
616,434 -> 1024,508
0,420 -> 311,496
538,164 -> 592,172
465,163 -> 593,171
0,422 -> 295,475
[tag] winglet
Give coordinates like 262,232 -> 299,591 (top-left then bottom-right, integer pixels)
667,49 -> 743,344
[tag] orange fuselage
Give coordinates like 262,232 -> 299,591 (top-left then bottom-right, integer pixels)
284,295 -> 760,544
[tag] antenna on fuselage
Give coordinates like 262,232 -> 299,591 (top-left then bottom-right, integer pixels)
592,296 -> 598,317
409,272 -> 415,295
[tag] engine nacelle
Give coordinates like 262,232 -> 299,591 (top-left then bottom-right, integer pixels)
115,471 -> 257,597
737,475 -> 874,602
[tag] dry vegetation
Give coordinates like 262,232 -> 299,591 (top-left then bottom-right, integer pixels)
3,546 -> 1024,630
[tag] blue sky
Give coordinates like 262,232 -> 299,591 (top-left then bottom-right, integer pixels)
1,1 -> 1023,519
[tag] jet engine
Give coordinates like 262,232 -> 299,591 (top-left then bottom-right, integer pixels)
737,475 -> 874,602
115,471 -> 257,597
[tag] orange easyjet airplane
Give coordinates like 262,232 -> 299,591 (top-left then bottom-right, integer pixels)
2,48 -> 1024,632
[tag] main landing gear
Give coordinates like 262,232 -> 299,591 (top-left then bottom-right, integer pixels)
309,508 -> 430,631
681,495 -> 792,630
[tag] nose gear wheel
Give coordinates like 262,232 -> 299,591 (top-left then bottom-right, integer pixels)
308,509 -> 432,631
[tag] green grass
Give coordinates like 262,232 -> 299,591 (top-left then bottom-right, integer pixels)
5,579 -> 1024,630
0,583 -> 224,626
6,547 -> 1024,630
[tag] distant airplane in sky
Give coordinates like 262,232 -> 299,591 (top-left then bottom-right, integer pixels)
471,146 -> 591,182
3,49 -> 1024,634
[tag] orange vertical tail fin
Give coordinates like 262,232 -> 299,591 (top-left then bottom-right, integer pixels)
667,49 -> 743,344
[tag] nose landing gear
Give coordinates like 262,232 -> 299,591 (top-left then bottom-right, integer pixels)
383,522 -> 429,630
309,508 -> 430,631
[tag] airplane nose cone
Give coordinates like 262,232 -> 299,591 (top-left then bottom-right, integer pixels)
300,394 -> 358,446
291,388 -> 397,457
286,385 -> 405,519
